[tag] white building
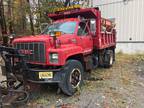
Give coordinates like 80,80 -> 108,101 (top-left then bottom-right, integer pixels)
93,0 -> 144,53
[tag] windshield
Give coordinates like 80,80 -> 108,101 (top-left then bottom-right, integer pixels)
42,21 -> 76,35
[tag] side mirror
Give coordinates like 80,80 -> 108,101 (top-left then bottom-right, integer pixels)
90,19 -> 96,36
91,20 -> 96,24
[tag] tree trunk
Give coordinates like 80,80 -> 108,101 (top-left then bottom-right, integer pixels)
0,0 -> 7,35
20,0 -> 26,32
38,0 -> 42,25
0,0 -> 8,46
27,0 -> 35,35
64,0 -> 70,7
7,0 -> 14,34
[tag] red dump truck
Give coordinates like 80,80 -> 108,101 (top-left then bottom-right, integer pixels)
13,6 -> 116,95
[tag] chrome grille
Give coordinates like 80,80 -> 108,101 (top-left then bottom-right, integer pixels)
15,42 -> 45,63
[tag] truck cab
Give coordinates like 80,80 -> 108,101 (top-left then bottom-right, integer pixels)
13,6 -> 116,95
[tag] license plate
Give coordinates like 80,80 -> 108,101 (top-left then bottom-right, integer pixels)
39,72 -> 53,79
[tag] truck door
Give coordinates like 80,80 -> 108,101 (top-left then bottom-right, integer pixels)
77,22 -> 93,54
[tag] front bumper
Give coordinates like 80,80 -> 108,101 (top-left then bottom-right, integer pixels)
26,68 -> 65,83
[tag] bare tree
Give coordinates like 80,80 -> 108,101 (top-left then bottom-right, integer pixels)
0,0 -> 8,45
7,0 -> 14,34
27,0 -> 35,35
20,0 -> 27,32
64,0 -> 70,7
0,0 -> 7,35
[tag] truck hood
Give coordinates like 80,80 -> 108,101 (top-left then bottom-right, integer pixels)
13,34 -> 50,43
13,34 -> 76,47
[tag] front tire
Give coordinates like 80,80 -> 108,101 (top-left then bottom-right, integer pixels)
59,60 -> 84,96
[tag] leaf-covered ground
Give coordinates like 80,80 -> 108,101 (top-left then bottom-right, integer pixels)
1,54 -> 144,108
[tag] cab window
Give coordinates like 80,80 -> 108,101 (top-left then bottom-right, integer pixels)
77,22 -> 89,36
42,21 -> 76,35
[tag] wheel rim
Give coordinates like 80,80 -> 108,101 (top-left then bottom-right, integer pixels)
70,68 -> 81,88
110,54 -> 113,65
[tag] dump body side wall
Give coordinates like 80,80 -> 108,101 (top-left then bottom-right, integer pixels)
93,32 -> 116,49
93,10 -> 116,49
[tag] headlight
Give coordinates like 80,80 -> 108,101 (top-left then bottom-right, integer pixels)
50,53 -> 58,63
51,53 -> 58,59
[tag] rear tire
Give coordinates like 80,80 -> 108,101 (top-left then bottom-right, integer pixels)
59,60 -> 84,96
104,50 -> 114,68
